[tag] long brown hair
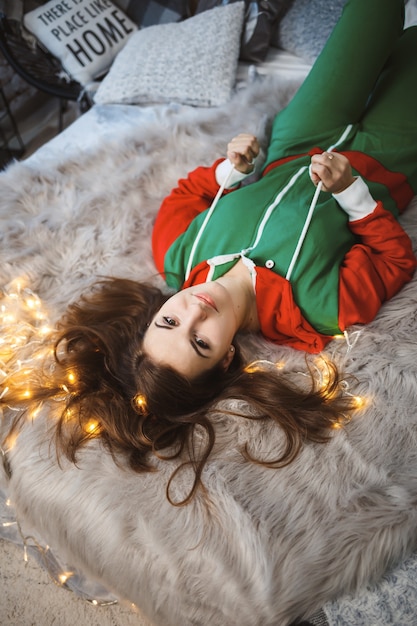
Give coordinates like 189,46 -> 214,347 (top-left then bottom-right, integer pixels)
2,278 -> 356,505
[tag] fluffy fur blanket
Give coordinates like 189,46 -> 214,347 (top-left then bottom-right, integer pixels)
1,76 -> 417,626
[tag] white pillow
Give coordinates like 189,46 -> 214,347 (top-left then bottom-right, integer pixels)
94,2 -> 245,107
23,0 -> 138,86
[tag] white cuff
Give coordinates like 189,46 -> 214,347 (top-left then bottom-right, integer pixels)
333,177 -> 377,221
215,158 -> 251,189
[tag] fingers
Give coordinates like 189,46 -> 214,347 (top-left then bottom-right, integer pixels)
310,152 -> 355,194
310,152 -> 337,188
227,133 -> 260,173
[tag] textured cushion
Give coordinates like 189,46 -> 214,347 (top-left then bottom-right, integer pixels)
94,2 -> 245,107
114,0 -> 190,26
271,0 -> 348,63
23,0 -> 137,86
195,0 -> 293,63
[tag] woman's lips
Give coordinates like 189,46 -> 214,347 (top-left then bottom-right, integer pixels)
194,293 -> 218,311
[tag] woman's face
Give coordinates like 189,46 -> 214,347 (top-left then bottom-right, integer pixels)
143,283 -> 238,378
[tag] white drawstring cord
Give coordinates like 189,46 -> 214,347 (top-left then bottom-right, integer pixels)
285,124 -> 354,281
185,124 -> 354,283
185,161 -> 236,281
285,179 -> 323,281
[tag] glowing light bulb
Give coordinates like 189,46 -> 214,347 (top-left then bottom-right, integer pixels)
29,404 -> 43,420
63,408 -> 74,422
4,432 -> 17,451
85,419 -> 99,434
39,325 -> 52,336
314,356 -> 333,391
7,277 -> 26,294
244,363 -> 260,373
25,297 -> 38,310
244,359 -> 281,374
58,572 -> 73,585
352,395 -> 366,410
134,394 -> 147,412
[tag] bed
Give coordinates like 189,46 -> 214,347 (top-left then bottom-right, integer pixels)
1,1 -> 417,625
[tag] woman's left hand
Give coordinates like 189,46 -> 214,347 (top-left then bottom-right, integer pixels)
310,152 -> 355,193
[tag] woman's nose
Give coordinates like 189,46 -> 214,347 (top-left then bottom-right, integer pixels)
188,302 -> 208,321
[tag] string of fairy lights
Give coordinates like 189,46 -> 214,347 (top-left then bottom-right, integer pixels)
0,277 -> 124,607
0,275 -> 367,607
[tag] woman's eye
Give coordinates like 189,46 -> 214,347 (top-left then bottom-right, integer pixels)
163,316 -> 177,326
195,337 -> 209,350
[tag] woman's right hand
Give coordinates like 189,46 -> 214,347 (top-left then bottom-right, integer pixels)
310,152 -> 355,194
226,134 -> 260,174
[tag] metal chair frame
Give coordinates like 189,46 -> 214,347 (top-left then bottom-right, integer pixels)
0,0 -> 90,132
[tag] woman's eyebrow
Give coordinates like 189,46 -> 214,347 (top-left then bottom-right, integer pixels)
154,322 -> 208,359
189,341 -> 209,359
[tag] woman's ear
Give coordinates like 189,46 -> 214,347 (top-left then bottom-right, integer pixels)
221,345 -> 235,371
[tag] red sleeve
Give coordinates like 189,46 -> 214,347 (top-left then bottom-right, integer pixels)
338,202 -> 417,330
152,159 -> 225,273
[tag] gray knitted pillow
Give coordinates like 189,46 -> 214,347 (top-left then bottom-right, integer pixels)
94,2 -> 245,107
271,0 -> 348,63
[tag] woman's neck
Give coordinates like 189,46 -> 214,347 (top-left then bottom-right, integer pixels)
215,259 -> 260,332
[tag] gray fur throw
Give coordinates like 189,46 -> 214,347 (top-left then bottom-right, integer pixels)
1,76 -> 417,625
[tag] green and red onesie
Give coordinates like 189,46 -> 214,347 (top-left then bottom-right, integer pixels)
152,0 -> 417,353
